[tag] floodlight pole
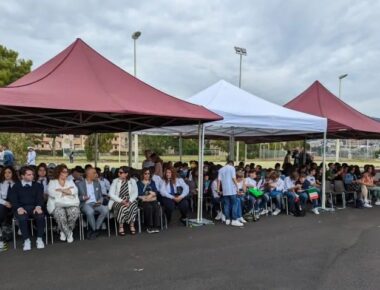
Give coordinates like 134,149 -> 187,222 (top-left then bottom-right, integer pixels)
336,74 -> 348,162
132,31 -> 141,168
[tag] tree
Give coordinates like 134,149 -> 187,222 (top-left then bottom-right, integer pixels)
139,136 -> 177,156
46,134 -> 60,156
84,133 -> 115,161
0,133 -> 41,164
0,45 -> 33,87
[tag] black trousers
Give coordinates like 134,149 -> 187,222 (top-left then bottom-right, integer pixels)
160,197 -> 189,223
15,205 -> 45,240
142,201 -> 160,228
0,204 -> 12,225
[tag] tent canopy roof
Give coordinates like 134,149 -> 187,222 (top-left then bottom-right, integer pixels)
284,81 -> 380,139
0,38 -> 221,134
139,80 -> 327,138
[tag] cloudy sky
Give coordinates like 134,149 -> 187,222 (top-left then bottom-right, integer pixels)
1,0 -> 380,116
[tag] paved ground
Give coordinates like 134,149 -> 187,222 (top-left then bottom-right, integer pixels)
1,207 -> 380,290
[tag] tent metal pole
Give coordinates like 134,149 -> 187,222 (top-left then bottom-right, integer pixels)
197,122 -> 205,222
236,141 -> 240,162
321,130 -> 327,209
303,138 -> 307,165
134,134 -> 139,168
94,133 -> 98,168
244,143 -> 247,164
179,133 -> 183,162
128,131 -> 132,167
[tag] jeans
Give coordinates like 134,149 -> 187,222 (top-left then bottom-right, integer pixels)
269,191 -> 283,210
285,191 -> 296,211
81,203 -> 109,231
223,195 -> 238,220
236,195 -> 245,218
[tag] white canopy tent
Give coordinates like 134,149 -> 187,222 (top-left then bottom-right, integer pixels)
139,80 -> 328,224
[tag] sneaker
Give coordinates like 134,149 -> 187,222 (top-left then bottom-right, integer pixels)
67,231 -> 74,243
60,231 -> 66,242
36,238 -> 45,249
0,241 -> 7,252
23,239 -> 31,251
231,220 -> 244,227
215,211 -> 222,221
272,208 -> 281,216
364,202 -> 373,208
153,228 -> 160,233
239,217 -> 247,223
101,223 -> 107,230
260,209 -> 268,216
17,229 -> 22,236
146,228 -> 155,234
375,200 -> 380,206
312,208 -> 320,215
225,219 -> 231,225
221,214 -> 226,222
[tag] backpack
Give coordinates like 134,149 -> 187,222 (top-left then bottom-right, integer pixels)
293,199 -> 306,217
355,198 -> 364,209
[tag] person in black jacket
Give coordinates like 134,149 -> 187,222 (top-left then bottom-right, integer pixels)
9,166 -> 45,251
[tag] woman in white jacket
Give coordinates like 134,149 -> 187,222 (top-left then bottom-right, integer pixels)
47,164 -> 80,243
109,166 -> 138,235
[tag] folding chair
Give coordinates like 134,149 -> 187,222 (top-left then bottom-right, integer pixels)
80,212 -> 111,240
48,215 -> 83,243
332,180 -> 346,209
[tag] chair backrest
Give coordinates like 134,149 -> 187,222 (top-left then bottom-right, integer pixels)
324,180 -> 333,193
333,180 -> 345,194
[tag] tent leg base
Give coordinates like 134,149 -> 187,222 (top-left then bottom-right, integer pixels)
187,218 -> 214,227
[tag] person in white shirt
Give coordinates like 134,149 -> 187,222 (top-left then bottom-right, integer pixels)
235,171 -> 247,224
266,171 -> 285,216
142,150 -> 155,169
211,174 -> 224,221
284,170 -> 301,213
245,170 -> 260,214
0,166 -> 17,236
26,147 -> 36,166
47,164 -> 80,243
217,160 -> 243,227
159,167 -> 189,225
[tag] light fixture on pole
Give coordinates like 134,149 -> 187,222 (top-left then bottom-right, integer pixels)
336,73 -> 348,162
132,31 -> 141,168
234,46 -> 247,88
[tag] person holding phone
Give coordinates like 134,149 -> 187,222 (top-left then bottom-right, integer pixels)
47,164 -> 80,243
77,166 -> 109,240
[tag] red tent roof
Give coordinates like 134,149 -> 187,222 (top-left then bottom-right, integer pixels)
284,81 -> 380,139
0,38 -> 221,134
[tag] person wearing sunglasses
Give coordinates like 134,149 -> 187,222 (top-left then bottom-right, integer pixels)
137,169 -> 160,234
108,166 -> 138,235
47,164 -> 80,243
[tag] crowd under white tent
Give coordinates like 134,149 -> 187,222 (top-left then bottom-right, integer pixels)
138,80 -> 328,224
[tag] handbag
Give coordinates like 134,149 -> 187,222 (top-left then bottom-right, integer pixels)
248,188 -> 264,198
306,188 -> 319,201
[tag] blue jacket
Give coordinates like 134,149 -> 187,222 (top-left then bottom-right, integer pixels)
137,180 -> 158,196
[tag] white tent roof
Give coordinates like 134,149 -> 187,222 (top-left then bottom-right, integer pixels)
139,80 -> 327,137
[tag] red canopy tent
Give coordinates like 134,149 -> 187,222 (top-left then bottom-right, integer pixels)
0,38 -> 221,134
284,81 -> 380,139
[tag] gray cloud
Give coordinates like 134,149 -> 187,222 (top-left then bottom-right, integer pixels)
1,0 -> 379,116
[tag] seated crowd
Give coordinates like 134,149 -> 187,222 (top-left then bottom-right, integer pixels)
0,150 -> 379,252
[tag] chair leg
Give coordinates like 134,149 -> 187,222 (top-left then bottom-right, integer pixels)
114,219 -> 118,237
12,218 -> 16,250
342,192 -> 346,209
45,216 -> 48,245
137,209 -> 141,234
107,213 -> 111,238
49,216 -> 54,245
160,207 -> 164,231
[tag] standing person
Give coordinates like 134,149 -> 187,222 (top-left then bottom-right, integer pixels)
217,160 -> 243,227
282,150 -> 292,169
142,150 -> 154,169
69,152 -> 74,164
109,166 -> 139,236
77,167 -> 109,240
151,153 -> 163,178
9,166 -> 45,251
47,164 -> 80,243
2,145 -> 14,167
137,168 -> 161,233
26,147 -> 36,166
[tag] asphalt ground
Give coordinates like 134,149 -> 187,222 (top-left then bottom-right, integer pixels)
1,207 -> 380,290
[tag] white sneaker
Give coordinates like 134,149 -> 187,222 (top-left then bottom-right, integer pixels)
225,219 -> 231,225
17,229 -> 22,236
101,223 -> 107,230
221,214 -> 226,222
231,220 -> 244,227
67,231 -> 74,243
272,208 -> 281,216
260,209 -> 268,216
239,217 -> 247,223
375,200 -> 380,206
364,202 -> 373,208
23,239 -> 31,251
36,238 -> 45,249
215,211 -> 222,221
60,231 -> 66,242
312,208 -> 320,215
